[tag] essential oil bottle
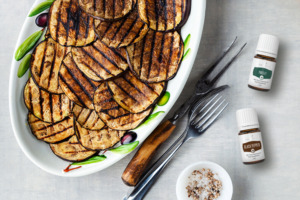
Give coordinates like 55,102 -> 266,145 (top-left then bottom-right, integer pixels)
236,108 -> 265,164
248,34 -> 279,91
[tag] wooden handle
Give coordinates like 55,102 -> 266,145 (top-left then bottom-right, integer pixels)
122,120 -> 176,186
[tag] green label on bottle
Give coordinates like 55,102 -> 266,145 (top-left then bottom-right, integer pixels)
253,67 -> 272,79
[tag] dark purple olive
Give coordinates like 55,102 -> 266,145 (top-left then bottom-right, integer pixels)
35,13 -> 48,27
121,132 -> 137,145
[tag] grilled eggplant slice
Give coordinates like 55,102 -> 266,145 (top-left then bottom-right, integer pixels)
107,71 -> 165,113
73,104 -> 105,130
94,83 -> 152,130
24,78 -> 72,123
138,0 -> 187,31
48,0 -> 96,47
28,113 -> 74,143
59,53 -> 100,109
78,0 -> 136,21
75,121 -> 126,150
94,8 -> 149,48
127,30 -> 183,83
50,135 -> 97,162
30,38 -> 71,94
71,40 -> 128,81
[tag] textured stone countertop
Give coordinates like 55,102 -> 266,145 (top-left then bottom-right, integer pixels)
1,0 -> 300,199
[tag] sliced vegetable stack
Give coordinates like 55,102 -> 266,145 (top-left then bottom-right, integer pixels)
22,0 -> 189,165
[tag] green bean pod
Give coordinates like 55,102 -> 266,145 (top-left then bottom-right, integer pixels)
110,141 -> 139,154
17,54 -> 32,78
15,29 -> 43,61
28,0 -> 54,17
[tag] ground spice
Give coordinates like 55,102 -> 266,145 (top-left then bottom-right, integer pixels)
186,168 -> 222,200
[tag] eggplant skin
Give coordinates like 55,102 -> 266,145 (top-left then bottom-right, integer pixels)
59,53 -> 100,110
28,113 -> 75,143
75,121 -> 126,150
30,38 -> 71,94
127,30 -> 184,83
50,135 -> 97,162
78,0 -> 136,21
72,104 -> 105,130
138,0 -> 187,31
24,78 -> 73,123
71,40 -> 128,82
48,0 -> 96,47
107,71 -> 166,113
94,83 -> 153,130
94,8 -> 149,48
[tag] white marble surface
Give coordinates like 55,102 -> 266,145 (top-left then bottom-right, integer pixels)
1,0 -> 300,199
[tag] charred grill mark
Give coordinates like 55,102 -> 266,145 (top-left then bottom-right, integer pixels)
28,82 -> 33,111
62,63 -> 94,101
154,0 -> 159,30
85,16 -> 90,38
139,36 -> 146,77
82,110 -> 93,125
69,98 -> 72,111
101,22 -> 111,37
50,93 -> 54,123
111,80 -> 138,103
59,95 -> 62,119
101,106 -> 120,114
47,43 -> 57,90
59,73 -> 86,106
123,23 -> 145,48
143,81 -> 160,96
93,0 -> 96,13
145,0 -> 149,24
92,44 -> 122,71
173,0 -> 176,28
103,0 -> 106,18
110,48 -> 127,63
80,47 -> 112,75
112,0 -> 115,19
117,17 -> 139,47
65,0 -> 73,46
38,41 -> 48,78
55,0 -> 63,42
166,34 -> 174,79
74,9 -> 81,45
123,74 -> 151,100
39,88 -> 44,121
164,0 -> 168,30
157,33 -> 165,77
108,112 -> 131,120
40,126 -> 72,139
80,58 -> 104,80
147,32 -> 156,79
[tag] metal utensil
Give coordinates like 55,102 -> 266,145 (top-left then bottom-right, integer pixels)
124,92 -> 229,200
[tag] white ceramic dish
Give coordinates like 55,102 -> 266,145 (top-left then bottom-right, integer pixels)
9,0 -> 206,177
176,161 -> 233,200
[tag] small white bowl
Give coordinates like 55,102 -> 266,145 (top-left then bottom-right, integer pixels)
176,161 -> 233,200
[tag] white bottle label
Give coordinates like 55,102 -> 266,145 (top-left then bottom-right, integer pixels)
239,132 -> 265,163
248,58 -> 276,90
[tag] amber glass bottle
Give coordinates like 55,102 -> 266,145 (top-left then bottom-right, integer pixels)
248,34 -> 279,91
236,108 -> 265,164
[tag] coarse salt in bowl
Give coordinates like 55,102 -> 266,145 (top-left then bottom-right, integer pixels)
176,161 -> 233,200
